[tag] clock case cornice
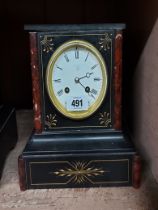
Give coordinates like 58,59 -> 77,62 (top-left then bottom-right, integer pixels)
25,24 -> 125,32
28,24 -> 124,132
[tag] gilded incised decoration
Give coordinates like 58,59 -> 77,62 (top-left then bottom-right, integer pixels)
99,33 -> 111,51
45,114 -> 57,128
99,112 -> 111,127
53,161 -> 105,184
40,35 -> 54,53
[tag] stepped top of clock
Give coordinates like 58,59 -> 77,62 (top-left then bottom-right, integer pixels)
24,23 -> 126,32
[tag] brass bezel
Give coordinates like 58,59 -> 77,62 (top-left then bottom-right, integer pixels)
46,40 -> 108,120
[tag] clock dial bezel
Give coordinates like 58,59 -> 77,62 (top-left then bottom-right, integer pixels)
46,39 -> 108,120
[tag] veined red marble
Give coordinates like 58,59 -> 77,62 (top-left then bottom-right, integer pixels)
30,32 -> 42,133
114,31 -> 122,130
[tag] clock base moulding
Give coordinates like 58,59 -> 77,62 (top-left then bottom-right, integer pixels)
18,130 -> 141,190
18,24 -> 141,190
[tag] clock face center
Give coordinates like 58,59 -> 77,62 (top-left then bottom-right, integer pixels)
74,77 -> 79,83
46,40 -> 107,120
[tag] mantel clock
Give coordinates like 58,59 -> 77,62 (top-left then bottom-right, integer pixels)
18,24 -> 141,190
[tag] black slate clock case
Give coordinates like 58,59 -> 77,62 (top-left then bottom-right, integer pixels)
18,24 -> 141,190
38,29 -> 113,130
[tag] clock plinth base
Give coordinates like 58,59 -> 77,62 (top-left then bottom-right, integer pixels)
18,130 -> 141,190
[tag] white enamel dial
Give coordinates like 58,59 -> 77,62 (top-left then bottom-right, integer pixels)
46,40 -> 107,119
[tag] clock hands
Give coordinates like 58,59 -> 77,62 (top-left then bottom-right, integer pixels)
74,73 -> 95,99
75,78 -> 86,89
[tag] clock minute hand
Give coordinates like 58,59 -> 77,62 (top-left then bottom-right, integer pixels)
75,77 -> 86,89
74,77 -> 95,99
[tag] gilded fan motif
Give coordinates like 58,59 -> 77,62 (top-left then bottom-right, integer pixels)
99,112 -> 111,127
53,161 -> 105,184
45,114 -> 57,128
40,35 -> 54,53
99,33 -> 111,51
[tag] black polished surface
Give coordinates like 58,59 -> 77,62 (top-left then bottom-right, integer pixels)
23,130 -> 135,155
25,24 -> 126,32
37,25 -> 117,130
21,130 -> 135,189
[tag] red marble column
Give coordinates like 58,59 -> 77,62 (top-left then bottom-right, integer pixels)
132,154 -> 141,188
114,31 -> 122,130
29,32 -> 42,133
18,156 -> 26,191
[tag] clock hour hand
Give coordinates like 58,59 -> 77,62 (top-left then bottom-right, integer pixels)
74,72 -> 93,87
76,72 -> 93,81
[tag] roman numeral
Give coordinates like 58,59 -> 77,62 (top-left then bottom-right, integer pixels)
54,79 -> 61,83
75,47 -> 79,59
57,89 -> 63,96
91,89 -> 98,95
64,54 -> 69,62
94,77 -> 102,82
91,64 -> 98,70
56,65 -> 63,70
85,52 -> 89,62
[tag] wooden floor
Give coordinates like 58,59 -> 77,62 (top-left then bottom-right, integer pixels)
0,110 -> 158,210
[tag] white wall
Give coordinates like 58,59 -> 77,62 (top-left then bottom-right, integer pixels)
133,19 -> 158,181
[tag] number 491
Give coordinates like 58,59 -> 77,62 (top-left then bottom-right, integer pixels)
71,99 -> 83,107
